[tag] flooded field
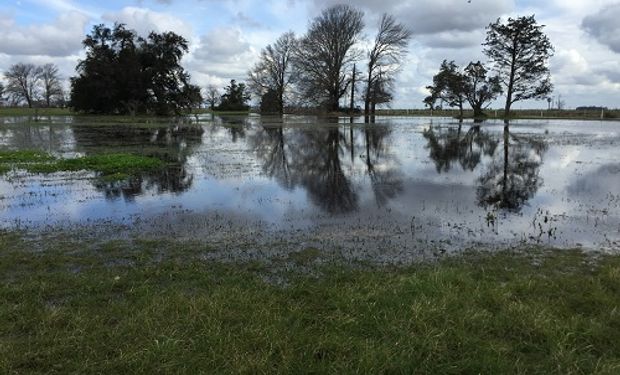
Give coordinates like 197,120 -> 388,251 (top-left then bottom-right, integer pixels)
1,115 -> 619,263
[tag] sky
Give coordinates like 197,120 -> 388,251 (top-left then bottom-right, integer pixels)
0,0 -> 619,109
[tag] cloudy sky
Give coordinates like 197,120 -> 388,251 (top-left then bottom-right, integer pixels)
1,0 -> 619,109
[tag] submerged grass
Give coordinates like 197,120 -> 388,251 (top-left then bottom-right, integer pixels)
0,149 -> 164,179
0,233 -> 619,374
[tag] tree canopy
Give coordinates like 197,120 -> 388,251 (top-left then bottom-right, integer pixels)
218,80 -> 250,111
483,15 -> 554,121
70,23 -> 201,115
425,60 -> 502,119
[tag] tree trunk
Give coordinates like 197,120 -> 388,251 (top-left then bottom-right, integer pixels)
364,67 -> 372,116
502,125 -> 509,205
350,64 -> 356,113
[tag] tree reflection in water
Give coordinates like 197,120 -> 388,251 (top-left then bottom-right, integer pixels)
477,125 -> 547,211
424,123 -> 547,212
423,124 -> 498,172
363,125 -> 403,207
72,123 -> 203,200
249,117 -> 403,214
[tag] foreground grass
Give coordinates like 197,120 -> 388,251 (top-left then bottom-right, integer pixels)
0,233 -> 619,374
0,150 -> 164,179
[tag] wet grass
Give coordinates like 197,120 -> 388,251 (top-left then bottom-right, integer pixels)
1,232 -> 619,374
0,150 -> 164,179
0,107 -> 74,117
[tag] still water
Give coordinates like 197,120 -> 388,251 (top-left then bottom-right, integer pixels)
1,115 -> 618,261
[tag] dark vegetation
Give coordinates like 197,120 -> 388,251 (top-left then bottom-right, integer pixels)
1,231 -> 620,373
425,15 -> 554,122
70,24 -> 201,116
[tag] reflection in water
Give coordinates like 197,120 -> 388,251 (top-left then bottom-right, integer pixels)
71,124 -> 203,200
298,128 -> 358,213
252,124 -> 294,190
477,126 -> 547,211
217,115 -> 249,143
424,124 -> 547,212
249,118 -> 402,214
363,126 -> 403,207
423,124 -> 498,172
1,115 -> 619,255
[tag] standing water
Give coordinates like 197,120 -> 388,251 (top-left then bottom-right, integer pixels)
1,115 -> 618,262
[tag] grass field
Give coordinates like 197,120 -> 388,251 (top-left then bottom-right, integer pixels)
2,106 -> 618,121
1,232 -> 619,374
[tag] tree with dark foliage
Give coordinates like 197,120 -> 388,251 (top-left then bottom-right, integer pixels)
218,80 -> 250,111
483,15 -> 554,122
463,61 -> 502,118
425,60 -> 467,119
70,23 -> 201,115
426,60 -> 502,120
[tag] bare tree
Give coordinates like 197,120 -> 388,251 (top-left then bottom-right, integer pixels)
39,63 -> 63,107
5,63 -> 42,108
249,32 -> 296,114
294,5 -> 364,111
364,14 -> 412,116
204,85 -> 220,111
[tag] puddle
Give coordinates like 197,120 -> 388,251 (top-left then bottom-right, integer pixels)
1,115 -> 619,262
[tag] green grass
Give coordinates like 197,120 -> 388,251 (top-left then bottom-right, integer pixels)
0,150 -> 55,163
1,232 -> 619,374
0,107 -> 74,117
376,108 -> 620,121
0,150 -> 164,179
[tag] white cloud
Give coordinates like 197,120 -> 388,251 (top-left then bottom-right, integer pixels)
185,26 -> 258,85
102,6 -> 193,39
0,12 -> 89,57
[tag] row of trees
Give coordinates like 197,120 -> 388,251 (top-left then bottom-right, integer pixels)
248,5 -> 412,115
1,63 -> 64,108
425,15 -> 554,121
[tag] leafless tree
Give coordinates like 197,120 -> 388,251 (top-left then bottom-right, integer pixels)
294,5 -> 364,112
5,63 -> 42,108
249,32 -> 296,114
204,85 -> 220,111
40,63 -> 63,107
364,14 -> 412,116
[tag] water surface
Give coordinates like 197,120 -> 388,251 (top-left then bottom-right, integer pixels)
1,115 -> 618,262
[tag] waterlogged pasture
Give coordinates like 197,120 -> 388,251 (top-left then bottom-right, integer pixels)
0,115 -> 618,262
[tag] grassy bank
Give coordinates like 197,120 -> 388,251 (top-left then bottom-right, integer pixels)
376,108 -> 620,121
1,233 -> 619,374
0,150 -> 164,179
